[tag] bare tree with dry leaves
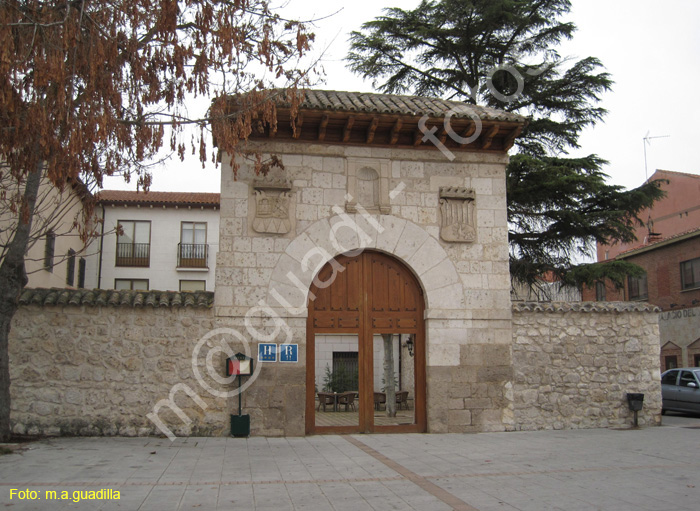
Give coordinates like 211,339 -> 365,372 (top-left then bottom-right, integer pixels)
0,0 -> 314,441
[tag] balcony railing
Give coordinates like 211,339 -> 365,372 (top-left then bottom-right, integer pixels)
178,243 -> 208,268
116,243 -> 150,267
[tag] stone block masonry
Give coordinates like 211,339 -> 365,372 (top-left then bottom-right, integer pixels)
9,289 -> 221,437
7,293 -> 663,436
512,302 -> 662,430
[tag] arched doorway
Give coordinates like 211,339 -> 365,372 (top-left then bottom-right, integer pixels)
306,250 -> 426,434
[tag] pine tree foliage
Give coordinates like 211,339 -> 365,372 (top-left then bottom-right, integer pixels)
348,0 -> 665,288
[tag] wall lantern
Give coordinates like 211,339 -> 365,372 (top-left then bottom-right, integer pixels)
403,334 -> 415,357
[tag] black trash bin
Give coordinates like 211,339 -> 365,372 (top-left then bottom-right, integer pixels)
626,393 -> 644,411
231,414 -> 250,437
626,393 -> 644,427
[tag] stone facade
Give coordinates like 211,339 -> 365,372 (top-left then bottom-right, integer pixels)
5,90 -> 665,438
9,294 -> 221,437
7,296 -> 663,436
513,302 -> 662,430
216,141 -> 515,434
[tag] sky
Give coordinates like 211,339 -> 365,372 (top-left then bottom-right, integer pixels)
102,0 -> 700,193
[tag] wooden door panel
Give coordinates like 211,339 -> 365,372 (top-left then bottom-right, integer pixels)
307,250 -> 425,435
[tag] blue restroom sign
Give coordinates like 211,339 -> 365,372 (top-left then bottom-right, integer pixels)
279,344 -> 298,363
258,343 -> 277,362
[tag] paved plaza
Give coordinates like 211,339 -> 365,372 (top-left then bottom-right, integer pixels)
1,414 -> 698,511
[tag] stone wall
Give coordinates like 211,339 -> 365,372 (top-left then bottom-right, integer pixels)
8,292 -> 664,437
512,302 -> 662,430
9,290 -> 221,437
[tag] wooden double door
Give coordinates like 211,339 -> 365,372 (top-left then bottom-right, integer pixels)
306,251 -> 426,434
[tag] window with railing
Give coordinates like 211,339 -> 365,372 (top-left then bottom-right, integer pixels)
116,220 -> 150,267
178,222 -> 208,268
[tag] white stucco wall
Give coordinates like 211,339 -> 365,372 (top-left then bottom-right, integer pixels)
21,179 -> 88,289
86,204 -> 219,292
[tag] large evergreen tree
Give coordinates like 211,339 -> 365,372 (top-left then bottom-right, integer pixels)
348,0 -> 664,288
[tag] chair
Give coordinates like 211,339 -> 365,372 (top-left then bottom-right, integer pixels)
317,392 -> 335,412
374,392 -> 386,410
396,391 -> 409,410
337,391 -> 356,412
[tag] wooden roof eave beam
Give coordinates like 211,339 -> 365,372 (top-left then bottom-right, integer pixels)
481,124 -> 499,149
390,118 -> 403,145
318,114 -> 329,141
293,112 -> 304,139
343,115 -> 355,143
366,117 -> 379,144
503,125 -> 524,151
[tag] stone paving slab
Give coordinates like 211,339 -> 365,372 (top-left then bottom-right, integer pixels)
1,419 -> 699,510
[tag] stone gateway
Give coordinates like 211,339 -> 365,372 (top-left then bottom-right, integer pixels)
8,90 -> 662,437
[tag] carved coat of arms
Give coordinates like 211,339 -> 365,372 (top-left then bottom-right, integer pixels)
252,180 -> 292,234
439,187 -> 476,243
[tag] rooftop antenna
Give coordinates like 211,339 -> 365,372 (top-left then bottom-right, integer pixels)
643,131 -> 670,180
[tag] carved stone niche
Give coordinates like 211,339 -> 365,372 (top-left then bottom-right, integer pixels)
252,178 -> 293,234
346,158 -> 391,214
439,186 -> 476,243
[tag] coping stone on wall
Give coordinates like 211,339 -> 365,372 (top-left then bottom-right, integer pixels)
512,301 -> 661,313
19,288 -> 214,308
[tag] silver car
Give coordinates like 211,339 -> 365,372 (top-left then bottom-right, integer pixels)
661,368 -> 700,415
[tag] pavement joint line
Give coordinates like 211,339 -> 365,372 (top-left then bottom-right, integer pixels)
343,435 -> 480,511
1,462 -> 694,488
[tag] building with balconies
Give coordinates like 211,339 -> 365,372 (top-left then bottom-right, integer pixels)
86,191 -> 220,292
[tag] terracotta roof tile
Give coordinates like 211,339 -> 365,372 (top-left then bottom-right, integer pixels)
616,226 -> 700,258
97,190 -> 219,206
20,288 -> 214,309
295,89 -> 526,123
512,301 -> 660,313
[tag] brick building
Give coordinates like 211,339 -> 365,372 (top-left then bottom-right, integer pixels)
583,170 -> 700,370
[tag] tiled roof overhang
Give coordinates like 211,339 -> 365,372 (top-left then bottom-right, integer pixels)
96,190 -> 220,208
512,301 -> 660,313
19,288 -> 214,308
226,89 -> 528,153
616,227 -> 700,259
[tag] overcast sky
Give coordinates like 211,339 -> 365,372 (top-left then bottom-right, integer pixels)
103,0 -> 700,193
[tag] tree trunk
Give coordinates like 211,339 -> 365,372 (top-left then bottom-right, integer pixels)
382,334 -> 396,418
0,161 -> 42,441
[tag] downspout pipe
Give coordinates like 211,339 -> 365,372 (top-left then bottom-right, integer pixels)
97,204 -> 105,289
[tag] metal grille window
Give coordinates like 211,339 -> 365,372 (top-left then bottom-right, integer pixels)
116,221 -> 150,267
680,257 -> 700,290
628,273 -> 648,300
332,352 -> 359,391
